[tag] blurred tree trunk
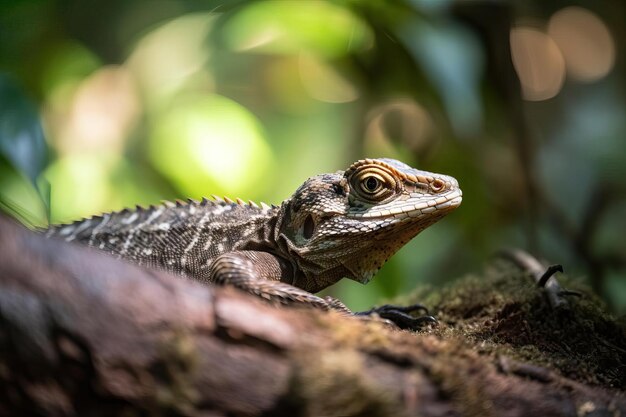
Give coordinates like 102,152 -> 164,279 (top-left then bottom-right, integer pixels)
0,215 -> 624,417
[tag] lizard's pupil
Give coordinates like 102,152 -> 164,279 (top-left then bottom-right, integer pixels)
365,177 -> 379,192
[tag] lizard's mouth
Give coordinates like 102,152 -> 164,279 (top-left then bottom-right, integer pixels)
347,188 -> 462,221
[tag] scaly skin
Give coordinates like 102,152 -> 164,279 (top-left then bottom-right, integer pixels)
46,158 -> 462,316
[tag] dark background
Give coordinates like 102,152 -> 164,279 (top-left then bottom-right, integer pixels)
1,0 -> 624,312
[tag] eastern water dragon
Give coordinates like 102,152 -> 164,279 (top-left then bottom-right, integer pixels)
46,158 -> 462,328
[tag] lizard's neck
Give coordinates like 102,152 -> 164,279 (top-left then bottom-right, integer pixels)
272,202 -> 352,293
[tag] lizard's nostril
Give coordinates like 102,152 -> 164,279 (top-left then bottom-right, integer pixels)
430,179 -> 445,193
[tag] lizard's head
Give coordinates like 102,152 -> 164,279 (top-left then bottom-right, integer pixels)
277,158 -> 462,286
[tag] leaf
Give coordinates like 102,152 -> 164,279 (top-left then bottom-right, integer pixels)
0,73 -> 50,224
0,73 -> 48,186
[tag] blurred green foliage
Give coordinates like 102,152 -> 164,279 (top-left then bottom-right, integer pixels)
1,0 -> 625,312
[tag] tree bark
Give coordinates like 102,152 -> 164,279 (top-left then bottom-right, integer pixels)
0,215 -> 624,417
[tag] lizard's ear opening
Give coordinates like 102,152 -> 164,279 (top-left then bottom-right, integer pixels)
302,214 -> 315,240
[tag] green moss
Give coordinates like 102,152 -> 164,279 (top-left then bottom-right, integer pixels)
153,329 -> 200,415
399,259 -> 626,389
290,349 -> 405,417
257,259 -> 624,416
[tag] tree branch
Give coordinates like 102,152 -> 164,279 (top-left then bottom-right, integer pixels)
0,216 -> 624,416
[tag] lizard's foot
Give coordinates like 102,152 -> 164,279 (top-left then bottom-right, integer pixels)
321,297 -> 435,330
355,303 -> 437,330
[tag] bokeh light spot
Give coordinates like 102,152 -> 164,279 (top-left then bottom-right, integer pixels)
149,94 -> 272,197
548,7 -> 615,82
126,12 -> 216,102
40,41 -> 101,96
298,54 -> 359,103
365,99 -> 435,157
45,154 -> 116,222
47,66 -> 140,156
510,27 -> 566,101
223,1 -> 373,58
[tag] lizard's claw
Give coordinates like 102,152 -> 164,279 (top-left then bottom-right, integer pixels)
355,303 -> 437,330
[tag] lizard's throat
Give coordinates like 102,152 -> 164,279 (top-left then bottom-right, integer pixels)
349,270 -> 376,285
342,222 -> 432,284
343,261 -> 384,284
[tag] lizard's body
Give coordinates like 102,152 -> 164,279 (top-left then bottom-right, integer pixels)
46,158 -> 462,311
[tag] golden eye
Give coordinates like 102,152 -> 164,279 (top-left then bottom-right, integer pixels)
362,176 -> 381,193
349,165 -> 399,203
430,178 -> 445,192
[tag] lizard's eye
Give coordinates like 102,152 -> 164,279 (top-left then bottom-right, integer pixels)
363,176 -> 381,193
350,164 -> 399,203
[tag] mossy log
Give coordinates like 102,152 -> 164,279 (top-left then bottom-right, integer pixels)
0,215 -> 624,417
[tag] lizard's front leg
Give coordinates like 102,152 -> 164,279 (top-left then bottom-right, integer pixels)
208,251 -> 433,329
208,250 -> 333,310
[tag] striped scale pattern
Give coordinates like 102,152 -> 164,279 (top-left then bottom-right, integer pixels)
46,197 -> 279,282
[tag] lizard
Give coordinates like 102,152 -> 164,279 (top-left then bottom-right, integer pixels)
46,158 -> 462,328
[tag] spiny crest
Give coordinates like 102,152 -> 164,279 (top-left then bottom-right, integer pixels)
49,195 -> 278,228
164,195 -> 278,216
146,195 -> 275,212
202,195 -> 277,210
